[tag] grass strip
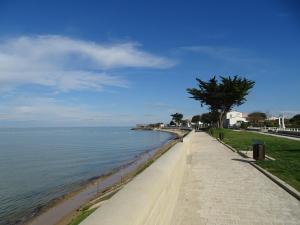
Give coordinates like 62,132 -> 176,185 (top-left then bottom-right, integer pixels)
68,208 -> 97,225
209,128 -> 300,191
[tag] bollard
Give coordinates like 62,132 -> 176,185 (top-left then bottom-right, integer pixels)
253,142 -> 265,160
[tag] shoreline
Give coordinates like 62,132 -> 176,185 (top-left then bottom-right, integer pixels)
21,128 -> 187,225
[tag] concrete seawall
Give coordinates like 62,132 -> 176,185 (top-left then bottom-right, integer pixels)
80,131 -> 194,225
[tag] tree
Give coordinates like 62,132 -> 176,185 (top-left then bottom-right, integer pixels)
240,121 -> 249,129
181,119 -> 190,127
171,113 -> 183,126
169,120 -> 176,126
247,112 -> 267,126
264,119 -> 278,128
187,75 -> 255,128
290,114 -> 300,126
200,112 -> 219,125
191,115 -> 201,123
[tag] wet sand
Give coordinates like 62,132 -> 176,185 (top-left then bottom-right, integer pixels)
24,128 -> 187,225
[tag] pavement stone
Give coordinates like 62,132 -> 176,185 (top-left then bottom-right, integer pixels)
171,132 -> 300,225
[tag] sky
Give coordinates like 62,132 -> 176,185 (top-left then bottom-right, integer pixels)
0,0 -> 299,127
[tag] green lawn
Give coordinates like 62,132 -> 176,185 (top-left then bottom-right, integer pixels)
68,208 -> 97,225
210,128 -> 300,191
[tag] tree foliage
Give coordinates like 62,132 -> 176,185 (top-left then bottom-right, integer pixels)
171,113 -> 183,125
240,121 -> 249,129
187,75 -> 255,128
290,114 -> 300,126
169,120 -> 176,126
191,115 -> 201,123
200,112 -> 219,125
247,112 -> 267,124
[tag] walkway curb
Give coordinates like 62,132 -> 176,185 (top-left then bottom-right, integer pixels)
215,137 -> 300,201
249,162 -> 300,201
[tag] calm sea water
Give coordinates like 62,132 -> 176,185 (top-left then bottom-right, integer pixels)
0,127 -> 174,224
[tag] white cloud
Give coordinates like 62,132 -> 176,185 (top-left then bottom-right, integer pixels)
0,70 -> 128,92
0,96 -> 138,126
180,45 -> 259,64
0,35 -> 175,92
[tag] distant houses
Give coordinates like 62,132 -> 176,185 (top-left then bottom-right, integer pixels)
134,111 -> 295,131
224,112 -> 297,129
266,116 -> 279,121
133,122 -> 165,130
181,119 -> 192,128
191,120 -> 203,127
224,111 -> 248,128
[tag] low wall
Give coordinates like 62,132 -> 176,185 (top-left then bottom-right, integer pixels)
80,131 -> 194,225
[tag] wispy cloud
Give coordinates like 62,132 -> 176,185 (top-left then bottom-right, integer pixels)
180,45 -> 259,64
0,70 -> 129,92
0,96 -> 139,126
0,35 -> 175,92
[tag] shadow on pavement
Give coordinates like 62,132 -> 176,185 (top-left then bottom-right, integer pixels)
231,158 -> 255,163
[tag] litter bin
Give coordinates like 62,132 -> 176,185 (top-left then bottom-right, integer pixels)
219,132 -> 224,140
252,141 -> 265,160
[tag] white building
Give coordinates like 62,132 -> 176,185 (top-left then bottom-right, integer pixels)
224,111 -> 247,128
266,116 -> 279,121
191,121 -> 203,126
181,119 -> 192,128
158,123 -> 165,128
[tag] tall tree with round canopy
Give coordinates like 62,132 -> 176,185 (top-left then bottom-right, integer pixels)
187,76 -> 255,128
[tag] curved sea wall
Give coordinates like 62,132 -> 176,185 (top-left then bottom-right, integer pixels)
80,130 -> 194,225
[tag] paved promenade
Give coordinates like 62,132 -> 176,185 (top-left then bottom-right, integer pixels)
171,132 -> 300,225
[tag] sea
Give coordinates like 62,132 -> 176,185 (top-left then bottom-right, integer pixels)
0,127 -> 174,224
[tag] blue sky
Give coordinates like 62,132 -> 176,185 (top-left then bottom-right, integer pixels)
0,0 -> 299,126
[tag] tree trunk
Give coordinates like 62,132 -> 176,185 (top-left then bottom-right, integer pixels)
219,109 -> 227,128
218,111 -> 224,128
220,115 -> 224,128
